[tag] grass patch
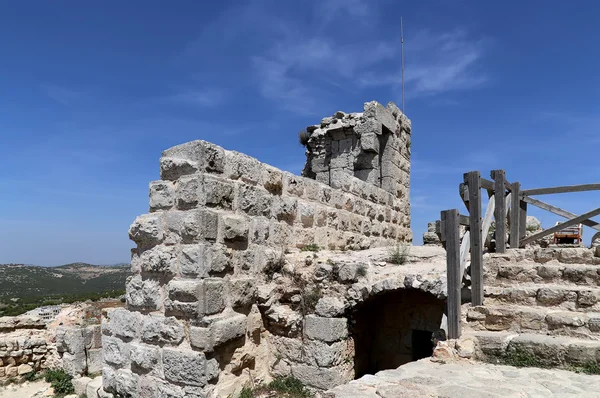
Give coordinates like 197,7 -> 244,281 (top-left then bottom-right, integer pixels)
388,244 -> 409,265
301,244 -> 320,252
23,370 -> 38,382
242,376 -> 313,398
500,349 -> 547,368
44,369 -> 75,395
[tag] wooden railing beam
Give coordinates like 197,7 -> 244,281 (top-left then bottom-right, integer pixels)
465,171 -> 483,305
442,209 -> 461,339
520,207 -> 600,246
522,183 -> 600,196
521,196 -> 600,232
492,169 -> 507,253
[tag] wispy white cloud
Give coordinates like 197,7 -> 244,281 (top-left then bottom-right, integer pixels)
165,88 -> 227,107
43,84 -> 81,106
359,29 -> 489,96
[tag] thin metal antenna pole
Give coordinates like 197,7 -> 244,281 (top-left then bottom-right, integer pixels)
401,17 -> 405,113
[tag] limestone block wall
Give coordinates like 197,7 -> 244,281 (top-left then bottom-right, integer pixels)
0,316 -> 58,379
101,137 -> 412,397
55,325 -> 103,376
302,101 -> 411,202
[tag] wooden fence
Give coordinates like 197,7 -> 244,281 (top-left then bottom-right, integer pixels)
439,169 -> 600,338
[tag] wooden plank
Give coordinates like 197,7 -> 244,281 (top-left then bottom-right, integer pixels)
459,182 -> 470,211
522,183 -> 600,196
521,196 -> 600,232
520,207 -> 600,245
519,200 -> 527,246
442,209 -> 461,339
492,169 -> 507,253
466,171 -> 483,306
440,213 -> 446,242
460,230 -> 471,278
480,177 -> 494,191
491,170 -> 512,191
459,214 -> 470,227
482,196 -> 495,247
510,182 -> 521,248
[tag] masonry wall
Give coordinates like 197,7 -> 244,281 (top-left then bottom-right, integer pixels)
101,128 -> 412,396
0,316 -> 58,379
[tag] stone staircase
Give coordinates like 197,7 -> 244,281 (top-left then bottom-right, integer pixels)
462,247 -> 600,367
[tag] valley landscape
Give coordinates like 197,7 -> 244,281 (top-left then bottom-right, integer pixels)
0,262 -> 130,316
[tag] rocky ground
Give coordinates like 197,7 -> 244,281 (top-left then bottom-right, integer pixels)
324,358 -> 600,397
0,380 -> 51,398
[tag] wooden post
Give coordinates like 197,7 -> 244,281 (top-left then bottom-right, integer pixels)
491,170 -> 506,253
465,171 -> 483,306
442,209 -> 461,339
510,182 -> 521,248
519,199 -> 528,247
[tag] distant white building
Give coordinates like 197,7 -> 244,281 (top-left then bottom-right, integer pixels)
27,305 -> 62,322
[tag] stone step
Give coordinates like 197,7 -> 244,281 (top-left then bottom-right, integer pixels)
483,284 -> 600,311
469,331 -> 600,369
465,304 -> 600,340
490,262 -> 600,286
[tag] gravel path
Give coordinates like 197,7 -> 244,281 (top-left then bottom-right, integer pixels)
325,359 -> 600,397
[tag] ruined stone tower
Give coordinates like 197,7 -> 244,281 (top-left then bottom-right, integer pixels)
101,101 -> 414,397
302,101 -> 411,203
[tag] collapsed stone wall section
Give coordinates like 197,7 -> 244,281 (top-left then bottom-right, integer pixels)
303,101 -> 411,202
0,316 -> 58,379
102,129 -> 412,396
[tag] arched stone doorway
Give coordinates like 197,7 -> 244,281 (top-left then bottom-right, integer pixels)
349,288 -> 445,378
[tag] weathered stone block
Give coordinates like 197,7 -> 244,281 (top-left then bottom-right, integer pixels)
199,141 -> 225,174
360,133 -> 379,153
199,279 -> 225,315
221,214 -> 249,242
87,348 -> 103,375
304,316 -> 348,342
165,279 -> 200,317
102,336 -> 130,367
297,201 -> 315,228
160,157 -> 198,181
74,376 -> 92,397
291,364 -> 347,390
86,377 -> 104,398
189,326 -> 213,352
139,245 -> 177,275
202,176 -> 234,209
130,343 -> 161,375
211,313 -> 247,346
315,297 -> 346,318
250,217 -> 270,244
115,369 -> 139,397
272,196 -> 297,224
261,166 -> 283,194
103,308 -> 140,340
228,277 -> 257,308
129,214 -> 163,247
149,181 -> 175,211
126,275 -> 162,310
284,173 -> 305,197
237,184 -> 272,217
163,348 -> 207,387
176,176 -> 199,209
141,315 -> 185,346
179,243 -> 209,278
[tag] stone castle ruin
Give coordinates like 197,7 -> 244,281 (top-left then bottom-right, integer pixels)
98,101 -> 447,397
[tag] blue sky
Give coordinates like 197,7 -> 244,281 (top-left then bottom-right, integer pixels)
1,0 -> 599,266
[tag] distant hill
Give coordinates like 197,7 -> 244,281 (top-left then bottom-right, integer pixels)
0,262 -> 131,316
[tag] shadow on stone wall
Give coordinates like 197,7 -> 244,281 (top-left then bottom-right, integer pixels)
349,289 -> 445,378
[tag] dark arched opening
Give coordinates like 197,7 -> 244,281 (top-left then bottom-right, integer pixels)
349,289 -> 445,378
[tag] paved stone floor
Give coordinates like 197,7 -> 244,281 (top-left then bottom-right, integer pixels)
324,359 -> 600,398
